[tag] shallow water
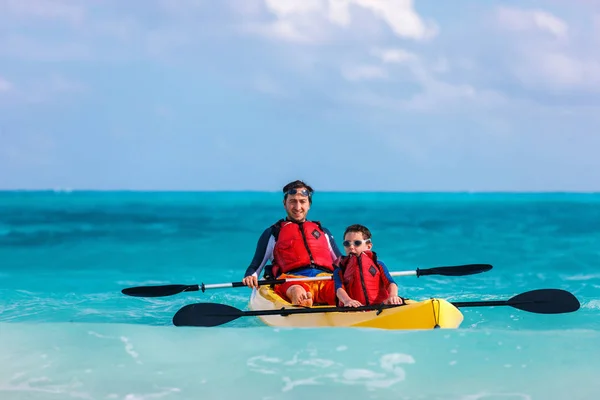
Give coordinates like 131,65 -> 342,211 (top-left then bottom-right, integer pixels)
1,191 -> 599,399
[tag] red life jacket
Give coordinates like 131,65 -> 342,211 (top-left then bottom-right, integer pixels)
271,219 -> 334,277
338,251 -> 389,306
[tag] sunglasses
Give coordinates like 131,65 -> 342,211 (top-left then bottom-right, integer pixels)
285,188 -> 311,197
342,239 -> 371,247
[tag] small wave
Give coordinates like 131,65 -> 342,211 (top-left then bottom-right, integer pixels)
122,388 -> 181,400
116,280 -> 173,286
461,392 -> 532,400
281,376 -> 321,392
120,336 -> 142,365
584,299 -> 600,310
562,274 -> 600,281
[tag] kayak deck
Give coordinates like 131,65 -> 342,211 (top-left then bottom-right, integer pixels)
249,286 -> 464,330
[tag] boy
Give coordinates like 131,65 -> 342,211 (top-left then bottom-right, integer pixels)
333,224 -> 404,307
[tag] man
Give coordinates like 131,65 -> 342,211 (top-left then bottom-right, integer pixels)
242,180 -> 343,307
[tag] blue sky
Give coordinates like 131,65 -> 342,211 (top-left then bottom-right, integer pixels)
0,0 -> 599,192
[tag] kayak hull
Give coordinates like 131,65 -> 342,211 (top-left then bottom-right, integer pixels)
249,286 -> 464,330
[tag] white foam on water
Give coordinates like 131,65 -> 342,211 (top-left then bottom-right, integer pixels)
123,387 -> 181,400
341,369 -> 384,380
247,355 -> 281,375
302,358 -> 335,368
120,336 -> 142,364
584,299 -> 600,310
87,330 -> 112,339
2,323 -> 600,399
116,280 -> 173,286
562,273 -> 600,281
461,392 -> 532,400
281,376 -> 320,392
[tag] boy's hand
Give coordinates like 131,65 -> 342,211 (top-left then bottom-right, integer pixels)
343,299 -> 363,307
385,295 -> 404,305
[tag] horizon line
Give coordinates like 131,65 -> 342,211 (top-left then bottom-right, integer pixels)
1,189 -> 599,194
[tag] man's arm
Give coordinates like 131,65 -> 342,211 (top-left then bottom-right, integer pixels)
244,227 -> 275,278
322,227 -> 343,258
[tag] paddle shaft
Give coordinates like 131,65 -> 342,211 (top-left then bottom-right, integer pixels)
197,298 -> 563,318
203,273 -> 417,291
452,300 -> 510,307
121,264 -> 491,297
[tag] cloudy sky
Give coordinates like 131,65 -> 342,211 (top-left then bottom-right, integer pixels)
1,0 -> 599,191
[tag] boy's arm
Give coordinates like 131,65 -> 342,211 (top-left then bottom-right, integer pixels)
336,287 -> 356,305
377,260 -> 397,286
333,264 -> 361,306
378,260 -> 402,302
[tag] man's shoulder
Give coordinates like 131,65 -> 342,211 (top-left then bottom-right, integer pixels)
308,220 -> 333,233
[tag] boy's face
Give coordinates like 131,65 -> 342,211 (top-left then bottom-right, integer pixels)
342,231 -> 372,255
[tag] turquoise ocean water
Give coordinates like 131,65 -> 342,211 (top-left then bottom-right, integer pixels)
1,191 -> 599,400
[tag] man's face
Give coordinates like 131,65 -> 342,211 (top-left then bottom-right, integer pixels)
284,188 -> 311,222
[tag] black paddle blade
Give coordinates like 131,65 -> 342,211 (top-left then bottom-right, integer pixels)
508,289 -> 581,314
172,303 -> 243,327
418,263 -> 493,277
121,284 -> 199,297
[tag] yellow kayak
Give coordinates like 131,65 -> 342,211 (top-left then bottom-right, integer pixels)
248,285 -> 464,330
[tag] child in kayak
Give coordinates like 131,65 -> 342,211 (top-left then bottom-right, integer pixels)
333,224 -> 404,307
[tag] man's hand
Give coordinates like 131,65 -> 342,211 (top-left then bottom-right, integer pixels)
242,275 -> 258,289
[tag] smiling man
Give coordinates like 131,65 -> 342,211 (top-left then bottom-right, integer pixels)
242,180 -> 343,307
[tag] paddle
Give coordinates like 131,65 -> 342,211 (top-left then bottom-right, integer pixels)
171,288 -> 580,327
121,263 -> 492,297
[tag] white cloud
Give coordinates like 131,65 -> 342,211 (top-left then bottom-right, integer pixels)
516,52 -> 600,90
341,65 -> 388,81
254,75 -> 286,97
0,77 -> 13,93
533,11 -> 568,39
494,7 -> 600,92
264,0 -> 324,16
372,48 -> 417,64
0,34 -> 91,61
351,0 -> 437,40
253,0 -> 436,43
496,7 -> 568,39
0,74 -> 86,106
158,0 -> 206,15
328,0 -> 352,26
0,0 -> 85,25
244,19 -> 315,43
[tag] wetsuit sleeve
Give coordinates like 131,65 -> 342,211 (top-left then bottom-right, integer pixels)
333,266 -> 344,291
244,227 -> 275,278
322,226 -> 343,258
377,260 -> 397,286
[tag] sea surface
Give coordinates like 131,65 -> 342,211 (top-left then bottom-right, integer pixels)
1,191 -> 599,400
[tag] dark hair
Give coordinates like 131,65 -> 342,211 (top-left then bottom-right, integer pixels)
282,180 -> 314,204
344,224 -> 372,240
